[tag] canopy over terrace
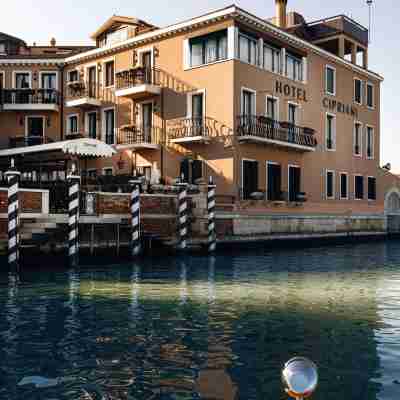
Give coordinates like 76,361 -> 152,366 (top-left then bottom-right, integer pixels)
0,138 -> 116,178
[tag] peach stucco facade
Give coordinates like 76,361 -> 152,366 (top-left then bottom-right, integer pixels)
0,2 -> 392,216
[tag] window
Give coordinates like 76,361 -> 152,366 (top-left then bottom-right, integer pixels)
41,72 -> 57,89
103,168 -> 113,176
15,72 -> 30,89
104,28 -> 128,46
241,89 -> 255,116
266,96 -> 278,120
286,53 -> 303,82
366,126 -> 374,159
326,170 -> 335,200
238,32 -> 257,65
68,70 -> 79,82
355,175 -> 364,200
263,44 -> 280,73
368,177 -> 376,201
242,160 -> 259,200
67,115 -> 78,134
340,173 -> 348,200
326,113 -> 336,150
87,169 -> 97,179
266,162 -> 282,201
0,43 -> 5,54
366,83 -> 374,108
180,159 -> 203,184
189,30 -> 228,67
87,112 -> 97,139
288,166 -> 301,202
104,109 -> 115,145
288,103 -> 299,125
104,61 -> 115,87
354,122 -> 362,156
354,79 -> 363,104
325,66 -> 336,95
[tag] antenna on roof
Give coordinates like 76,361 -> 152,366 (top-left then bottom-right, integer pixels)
366,0 -> 373,43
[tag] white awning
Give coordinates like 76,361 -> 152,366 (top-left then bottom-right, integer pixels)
0,138 -> 117,158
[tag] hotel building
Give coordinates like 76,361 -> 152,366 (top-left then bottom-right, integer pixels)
0,1 -> 386,214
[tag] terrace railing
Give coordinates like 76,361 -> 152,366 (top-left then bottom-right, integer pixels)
1,88 -> 61,106
237,115 -> 317,149
117,125 -> 162,146
168,117 -> 213,140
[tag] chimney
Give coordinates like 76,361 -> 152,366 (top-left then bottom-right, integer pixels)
50,37 -> 56,47
275,0 -> 288,29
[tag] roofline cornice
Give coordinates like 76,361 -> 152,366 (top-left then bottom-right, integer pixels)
48,5 -> 381,82
0,59 -> 64,66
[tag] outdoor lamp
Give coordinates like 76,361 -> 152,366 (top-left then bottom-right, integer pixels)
282,357 -> 318,400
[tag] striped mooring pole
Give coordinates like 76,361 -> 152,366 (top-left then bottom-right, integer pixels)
5,159 -> 20,271
177,176 -> 188,250
207,176 -> 217,253
67,163 -> 80,267
130,177 -> 142,257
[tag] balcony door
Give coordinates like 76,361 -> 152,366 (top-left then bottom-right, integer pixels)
267,162 -> 282,201
242,159 -> 258,200
87,112 -> 97,139
141,51 -> 152,83
192,93 -> 204,136
288,165 -> 301,202
141,102 -> 153,143
26,116 -> 44,146
88,66 -> 97,98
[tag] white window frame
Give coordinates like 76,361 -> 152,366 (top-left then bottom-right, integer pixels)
367,176 -> 377,201
241,158 -> 257,197
66,114 -> 79,135
287,101 -> 300,125
238,31 -> 258,66
137,100 -> 154,127
102,106 -> 116,144
102,167 -> 114,176
84,62 -> 99,84
13,70 -> 32,89
266,95 -> 279,120
187,89 -> 206,118
366,82 -> 375,110
137,45 -> 155,68
102,57 -> 116,88
353,78 -> 363,105
25,115 -> 45,138
38,71 -> 59,89
288,164 -> 301,202
240,87 -> 257,115
353,121 -> 363,157
366,124 -> 375,160
354,174 -> 364,201
67,69 -> 80,83
339,172 -> 349,200
266,161 -> 281,201
325,65 -> 336,96
85,111 -> 98,137
325,169 -> 335,200
325,112 -> 336,151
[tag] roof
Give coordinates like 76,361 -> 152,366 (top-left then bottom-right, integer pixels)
65,4 -> 383,82
90,15 -> 156,40
0,138 -> 116,159
0,32 -> 26,46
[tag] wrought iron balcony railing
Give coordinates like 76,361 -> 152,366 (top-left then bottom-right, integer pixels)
9,135 -> 54,148
168,117 -> 213,141
237,115 -> 318,149
117,125 -> 161,146
116,67 -> 161,90
1,89 -> 61,106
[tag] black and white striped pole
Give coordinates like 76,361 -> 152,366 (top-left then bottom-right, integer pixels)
177,175 -> 188,250
130,177 -> 142,257
67,163 -> 80,267
207,176 -> 217,253
5,159 -> 20,271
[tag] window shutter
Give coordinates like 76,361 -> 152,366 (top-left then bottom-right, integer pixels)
302,57 -> 308,84
183,39 -> 190,70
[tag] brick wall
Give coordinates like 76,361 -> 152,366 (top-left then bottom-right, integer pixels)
0,189 -> 43,213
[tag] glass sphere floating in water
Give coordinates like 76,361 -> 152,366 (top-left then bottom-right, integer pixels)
282,357 -> 318,399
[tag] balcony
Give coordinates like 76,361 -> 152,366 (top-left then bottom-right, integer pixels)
168,117 -> 212,145
237,115 -> 317,152
115,67 -> 162,101
116,125 -> 161,150
8,135 -> 54,148
65,81 -> 103,108
0,89 -> 61,112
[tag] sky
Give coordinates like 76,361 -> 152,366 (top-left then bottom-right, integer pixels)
1,0 -> 398,171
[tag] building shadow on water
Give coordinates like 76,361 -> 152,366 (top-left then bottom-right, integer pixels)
1,241 -> 399,399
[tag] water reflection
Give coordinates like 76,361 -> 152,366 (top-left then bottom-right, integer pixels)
1,242 -> 400,399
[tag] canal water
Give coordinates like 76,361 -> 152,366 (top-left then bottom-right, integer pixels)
1,241 -> 400,399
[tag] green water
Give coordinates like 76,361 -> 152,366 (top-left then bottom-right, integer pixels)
1,241 -> 400,399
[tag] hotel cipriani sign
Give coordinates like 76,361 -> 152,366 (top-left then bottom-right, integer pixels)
322,98 -> 358,118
